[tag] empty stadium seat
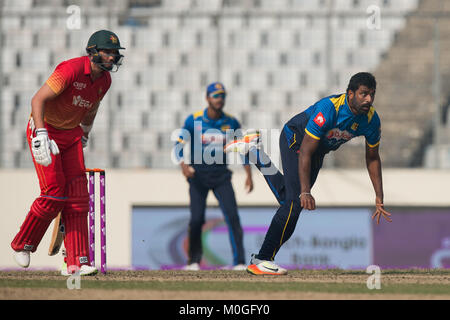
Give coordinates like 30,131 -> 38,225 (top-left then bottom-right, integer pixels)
0,0 -> 422,168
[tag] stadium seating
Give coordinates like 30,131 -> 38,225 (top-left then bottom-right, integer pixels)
0,0 -> 427,168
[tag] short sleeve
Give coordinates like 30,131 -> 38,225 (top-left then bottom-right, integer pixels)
173,114 -> 194,162
304,100 -> 335,140
45,61 -> 76,95
178,114 -> 194,143
365,112 -> 381,148
233,117 -> 241,130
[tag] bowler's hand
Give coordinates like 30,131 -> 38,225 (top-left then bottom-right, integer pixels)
371,202 -> 392,225
245,176 -> 254,193
300,192 -> 315,210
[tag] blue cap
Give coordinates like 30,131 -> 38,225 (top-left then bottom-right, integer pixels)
206,82 -> 226,96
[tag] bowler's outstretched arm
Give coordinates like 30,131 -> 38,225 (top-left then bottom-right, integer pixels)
298,134 -> 320,210
365,143 -> 392,224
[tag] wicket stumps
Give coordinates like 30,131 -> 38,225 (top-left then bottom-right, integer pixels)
86,168 -> 106,274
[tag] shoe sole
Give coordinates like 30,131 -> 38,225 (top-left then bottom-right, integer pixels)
246,264 -> 287,275
82,269 -> 98,276
61,270 -> 98,276
224,134 -> 260,153
61,267 -> 98,276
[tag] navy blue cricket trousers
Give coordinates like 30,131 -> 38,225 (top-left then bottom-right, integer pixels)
247,115 -> 324,261
187,168 -> 245,265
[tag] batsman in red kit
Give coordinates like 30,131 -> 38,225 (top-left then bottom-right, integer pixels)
11,30 -> 125,275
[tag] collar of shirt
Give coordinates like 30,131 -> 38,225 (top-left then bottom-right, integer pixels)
83,56 -> 92,75
83,55 -> 106,82
335,94 -> 359,126
342,94 -> 359,118
203,107 -> 225,123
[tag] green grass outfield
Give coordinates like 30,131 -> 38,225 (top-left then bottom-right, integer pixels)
1,269 -> 449,297
1,279 -> 450,295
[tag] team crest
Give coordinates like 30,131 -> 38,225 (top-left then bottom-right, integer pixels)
313,112 -> 326,127
110,35 -> 118,44
221,124 -> 231,131
351,122 -> 359,131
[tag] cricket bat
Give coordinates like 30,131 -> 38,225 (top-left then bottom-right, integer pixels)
48,212 -> 64,256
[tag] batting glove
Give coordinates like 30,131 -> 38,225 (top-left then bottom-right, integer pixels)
31,128 -> 60,167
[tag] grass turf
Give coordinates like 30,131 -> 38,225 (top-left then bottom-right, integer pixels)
1,269 -> 449,295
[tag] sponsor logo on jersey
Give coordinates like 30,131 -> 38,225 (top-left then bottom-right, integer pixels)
201,132 -> 226,145
73,82 -> 87,90
313,112 -> 326,127
326,128 -> 354,141
72,95 -> 93,108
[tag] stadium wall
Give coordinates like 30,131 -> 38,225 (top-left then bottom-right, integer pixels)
0,168 -> 449,270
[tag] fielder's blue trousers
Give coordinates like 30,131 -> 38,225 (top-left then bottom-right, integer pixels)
187,169 -> 245,265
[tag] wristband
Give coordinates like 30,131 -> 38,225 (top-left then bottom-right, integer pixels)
299,192 -> 311,198
35,128 -> 48,136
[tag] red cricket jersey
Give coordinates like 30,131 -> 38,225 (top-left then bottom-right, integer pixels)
44,56 -> 111,129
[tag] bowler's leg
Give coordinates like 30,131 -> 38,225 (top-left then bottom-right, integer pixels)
247,146 -> 286,205
256,131 -> 302,260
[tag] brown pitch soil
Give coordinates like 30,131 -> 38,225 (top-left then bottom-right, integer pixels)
1,269 -> 449,300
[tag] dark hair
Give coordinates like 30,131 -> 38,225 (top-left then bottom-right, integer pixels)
346,72 -> 376,93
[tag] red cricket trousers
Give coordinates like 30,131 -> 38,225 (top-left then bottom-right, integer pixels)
11,119 -> 91,268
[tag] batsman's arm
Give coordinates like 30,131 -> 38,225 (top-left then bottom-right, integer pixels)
80,101 -> 100,136
298,134 -> 320,210
31,83 -> 58,129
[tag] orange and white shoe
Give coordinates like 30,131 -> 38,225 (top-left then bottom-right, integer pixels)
246,254 -> 287,275
224,129 -> 261,155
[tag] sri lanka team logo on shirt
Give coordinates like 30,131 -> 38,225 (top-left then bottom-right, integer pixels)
313,112 -> 326,127
351,122 -> 359,131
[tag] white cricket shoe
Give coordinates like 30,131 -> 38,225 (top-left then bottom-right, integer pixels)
61,263 -> 98,276
232,264 -> 247,271
13,250 -> 30,268
224,129 -> 261,155
246,254 -> 287,275
183,263 -> 200,271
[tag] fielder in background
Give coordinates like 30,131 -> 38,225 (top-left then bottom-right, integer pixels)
11,30 -> 125,275
226,72 -> 392,275
174,82 -> 253,271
